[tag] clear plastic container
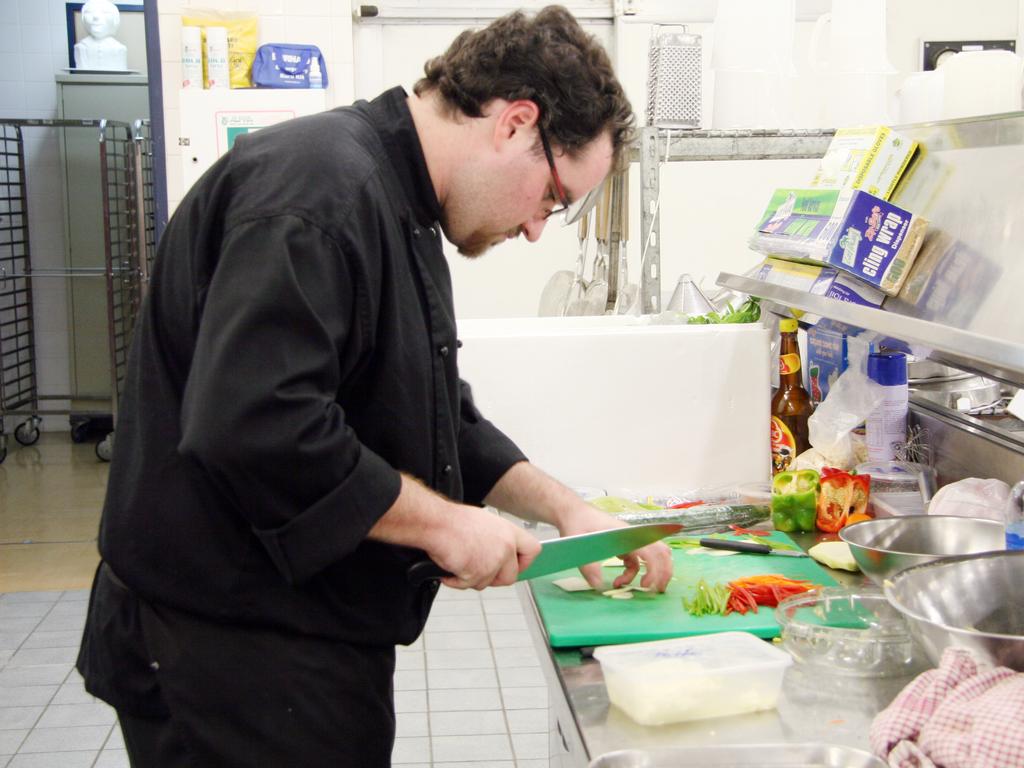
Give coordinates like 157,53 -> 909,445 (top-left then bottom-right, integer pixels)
592,631 -> 792,725
857,460 -> 935,517
856,460 -> 935,498
775,587 -> 921,677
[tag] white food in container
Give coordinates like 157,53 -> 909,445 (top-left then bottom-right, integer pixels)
592,631 -> 792,726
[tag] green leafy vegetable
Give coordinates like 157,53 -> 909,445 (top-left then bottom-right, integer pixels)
687,296 -> 761,325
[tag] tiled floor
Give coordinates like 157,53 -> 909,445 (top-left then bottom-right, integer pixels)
0,435 -> 551,767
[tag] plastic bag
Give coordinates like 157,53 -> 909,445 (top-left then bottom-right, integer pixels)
252,43 -> 327,89
794,366 -> 885,471
928,478 -> 1010,522
182,10 -> 258,88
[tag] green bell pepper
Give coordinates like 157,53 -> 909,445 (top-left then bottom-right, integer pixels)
771,469 -> 820,533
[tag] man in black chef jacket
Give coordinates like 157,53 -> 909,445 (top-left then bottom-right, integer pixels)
77,6 -> 672,766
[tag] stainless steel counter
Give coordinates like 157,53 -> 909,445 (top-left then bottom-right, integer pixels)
516,532 -> 926,767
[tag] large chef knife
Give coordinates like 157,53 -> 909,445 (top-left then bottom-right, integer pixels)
698,537 -> 808,557
407,522 -> 683,585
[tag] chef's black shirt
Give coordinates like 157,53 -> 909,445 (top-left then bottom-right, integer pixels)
79,87 -> 527,715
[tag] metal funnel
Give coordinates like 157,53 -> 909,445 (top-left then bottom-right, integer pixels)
665,274 -> 714,316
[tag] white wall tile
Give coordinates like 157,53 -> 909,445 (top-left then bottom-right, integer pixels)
164,153 -> 184,204
158,0 -> 186,14
0,22 -> 23,53
20,24 -> 52,54
158,14 -> 181,63
51,23 -> 71,62
48,0 -> 69,27
283,16 -> 331,53
0,51 -> 26,81
291,0 -> 331,15
22,51 -> 56,82
17,0 -> 49,26
162,59 -> 182,92
250,0 -> 284,14
258,15 -> 288,45
24,83 -> 57,112
0,81 -> 27,115
158,13 -> 181,63
183,0 -> 239,11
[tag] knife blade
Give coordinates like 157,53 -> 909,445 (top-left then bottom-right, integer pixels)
697,538 -> 808,557
408,522 -> 684,585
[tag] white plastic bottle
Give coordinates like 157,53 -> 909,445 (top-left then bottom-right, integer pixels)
181,26 -> 203,89
1006,481 -> 1024,550
308,57 -> 323,89
866,352 -> 908,462
204,26 -> 230,89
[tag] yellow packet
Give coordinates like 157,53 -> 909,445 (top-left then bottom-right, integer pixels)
182,10 -> 258,88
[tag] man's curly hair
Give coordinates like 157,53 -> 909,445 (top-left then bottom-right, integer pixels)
414,5 -> 634,167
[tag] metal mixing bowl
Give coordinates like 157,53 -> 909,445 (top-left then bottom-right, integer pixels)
883,550 -> 1024,671
839,515 -> 1006,584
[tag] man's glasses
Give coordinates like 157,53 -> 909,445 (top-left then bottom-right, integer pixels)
537,124 -> 570,220
536,124 -> 605,226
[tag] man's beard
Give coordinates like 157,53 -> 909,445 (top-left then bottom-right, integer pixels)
456,227 -> 522,259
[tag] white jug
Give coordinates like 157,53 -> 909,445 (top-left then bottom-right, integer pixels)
809,0 -> 895,74
712,0 -> 795,74
896,70 -> 945,124
939,50 -> 1024,119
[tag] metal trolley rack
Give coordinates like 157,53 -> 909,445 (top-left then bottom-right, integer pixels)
0,118 -> 152,464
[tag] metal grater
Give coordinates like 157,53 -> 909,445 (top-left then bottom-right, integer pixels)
645,25 -> 702,129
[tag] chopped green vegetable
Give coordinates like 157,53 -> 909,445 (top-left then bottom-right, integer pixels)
683,578 -> 731,616
687,296 -> 761,325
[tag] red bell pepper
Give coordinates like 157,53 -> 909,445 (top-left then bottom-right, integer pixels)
815,468 -> 872,532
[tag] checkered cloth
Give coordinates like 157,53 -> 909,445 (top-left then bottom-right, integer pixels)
870,647 -> 1024,768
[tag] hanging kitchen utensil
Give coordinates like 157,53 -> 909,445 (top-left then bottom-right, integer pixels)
538,269 -> 574,316
582,177 -> 612,315
564,210 -> 591,316
665,273 -> 714,316
613,173 -> 637,314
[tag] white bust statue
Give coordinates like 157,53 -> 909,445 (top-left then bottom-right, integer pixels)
74,0 -> 128,71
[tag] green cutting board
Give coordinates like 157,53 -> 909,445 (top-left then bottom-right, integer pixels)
530,531 -> 838,648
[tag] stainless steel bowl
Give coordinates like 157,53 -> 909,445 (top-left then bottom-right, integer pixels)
839,515 -> 1006,584
884,550 -> 1024,671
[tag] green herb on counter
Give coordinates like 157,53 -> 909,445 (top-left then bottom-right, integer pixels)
686,296 -> 761,325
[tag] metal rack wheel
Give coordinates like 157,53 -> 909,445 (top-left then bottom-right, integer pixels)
71,421 -> 91,444
14,417 -> 42,446
0,433 -> 7,464
96,433 -> 113,462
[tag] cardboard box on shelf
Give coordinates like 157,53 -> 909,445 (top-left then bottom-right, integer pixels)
810,126 -> 919,201
750,188 -> 929,297
754,257 -> 886,312
805,319 -> 877,405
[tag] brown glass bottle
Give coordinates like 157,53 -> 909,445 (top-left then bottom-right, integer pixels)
771,318 -> 813,475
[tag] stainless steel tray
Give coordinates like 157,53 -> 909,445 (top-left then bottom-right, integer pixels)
589,743 -> 886,768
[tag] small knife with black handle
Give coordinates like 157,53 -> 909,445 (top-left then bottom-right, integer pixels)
697,538 -> 809,557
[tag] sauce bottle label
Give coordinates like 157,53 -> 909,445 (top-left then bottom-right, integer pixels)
779,353 -> 801,375
771,416 -> 796,474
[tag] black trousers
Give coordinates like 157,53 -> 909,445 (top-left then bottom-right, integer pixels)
105,589 -> 397,767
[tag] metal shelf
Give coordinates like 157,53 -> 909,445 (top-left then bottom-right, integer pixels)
631,126 -> 836,163
637,126 -> 835,314
717,272 -> 1024,389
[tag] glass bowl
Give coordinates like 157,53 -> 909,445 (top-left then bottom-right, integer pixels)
775,587 -> 921,677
